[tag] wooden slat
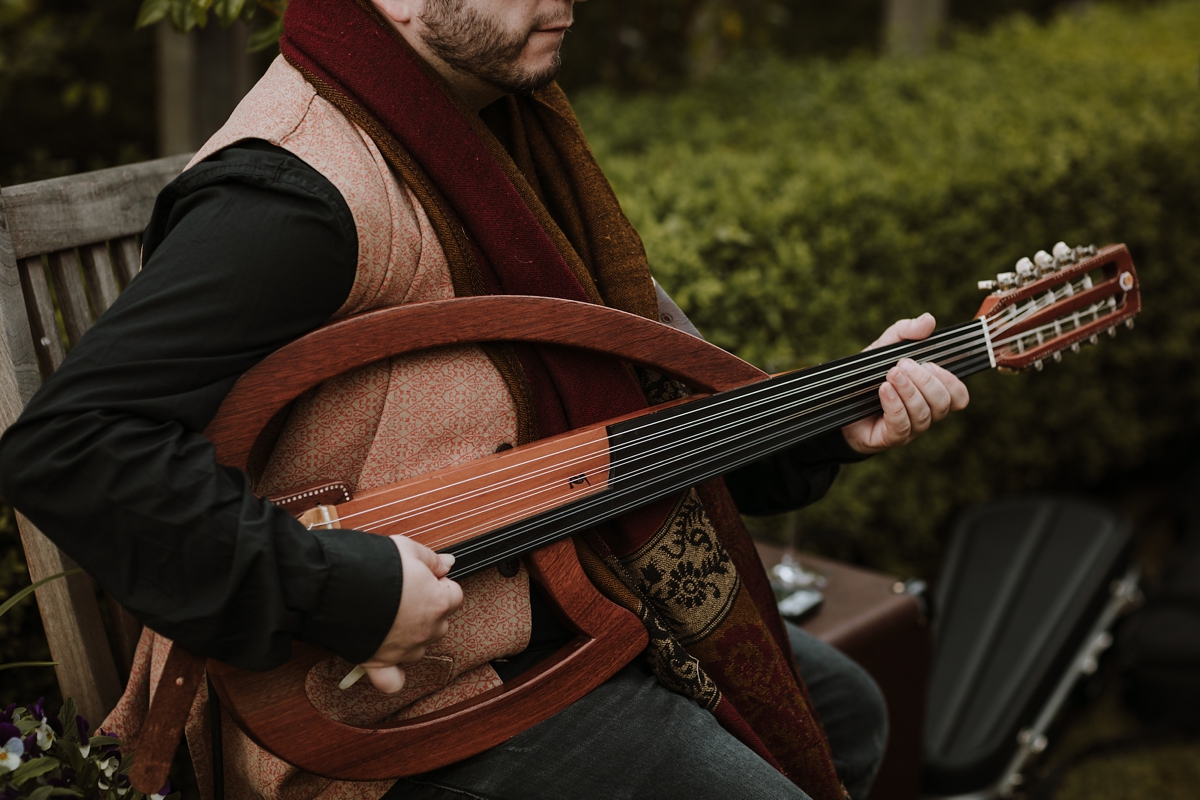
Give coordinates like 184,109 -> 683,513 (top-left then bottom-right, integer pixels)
111,235 -> 142,287
46,249 -> 94,345
18,256 -> 67,376
1,154 -> 191,259
0,195 -> 44,405
104,591 -> 144,685
80,243 -> 122,316
1,175 -> 145,730
16,512 -> 124,727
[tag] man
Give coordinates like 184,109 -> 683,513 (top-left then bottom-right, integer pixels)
0,1 -> 968,798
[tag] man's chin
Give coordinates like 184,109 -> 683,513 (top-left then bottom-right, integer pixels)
486,57 -> 561,95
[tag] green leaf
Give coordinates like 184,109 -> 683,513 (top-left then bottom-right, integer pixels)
0,569 -> 81,620
58,699 -> 78,743
62,738 -> 83,774
11,756 -> 60,786
0,660 -> 58,671
89,736 -> 120,748
246,16 -> 282,53
212,0 -> 245,27
27,786 -> 82,800
134,0 -> 171,28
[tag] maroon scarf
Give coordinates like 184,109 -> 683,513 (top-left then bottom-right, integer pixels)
280,3 -> 844,797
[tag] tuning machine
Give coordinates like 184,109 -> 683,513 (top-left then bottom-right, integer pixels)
977,241 -> 1097,295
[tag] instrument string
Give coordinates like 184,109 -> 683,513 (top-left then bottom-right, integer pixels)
439,278 -> 1117,566
326,279 -> 1117,557
338,322 -> 988,535
443,352 -> 998,563
351,328 -> 993,547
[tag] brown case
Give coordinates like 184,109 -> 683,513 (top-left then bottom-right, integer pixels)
758,543 -> 930,800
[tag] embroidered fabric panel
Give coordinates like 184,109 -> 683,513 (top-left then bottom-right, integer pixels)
618,489 -> 742,647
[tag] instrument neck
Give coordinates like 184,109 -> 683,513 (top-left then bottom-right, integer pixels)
446,319 -> 993,576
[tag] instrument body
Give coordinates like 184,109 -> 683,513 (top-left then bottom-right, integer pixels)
131,243 -> 1142,791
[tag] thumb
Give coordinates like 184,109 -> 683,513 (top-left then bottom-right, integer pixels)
364,663 -> 407,695
892,313 -> 936,342
395,535 -> 454,577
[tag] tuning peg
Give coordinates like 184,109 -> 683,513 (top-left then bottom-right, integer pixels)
1015,258 -> 1035,284
1033,359 -> 1044,372
1052,241 -> 1074,263
1125,318 -> 1135,330
1070,342 -> 1081,354
1107,326 -> 1117,338
1052,351 -> 1063,363
997,272 -> 1018,290
978,280 -> 998,291
1034,250 -> 1055,276
1088,334 -> 1099,345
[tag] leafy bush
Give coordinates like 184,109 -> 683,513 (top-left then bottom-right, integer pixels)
575,0 -> 1200,576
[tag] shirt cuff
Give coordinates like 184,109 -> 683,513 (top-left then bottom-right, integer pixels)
300,529 -> 402,664
804,428 -> 873,465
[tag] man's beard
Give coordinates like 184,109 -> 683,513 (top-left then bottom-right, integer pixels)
420,0 -> 565,95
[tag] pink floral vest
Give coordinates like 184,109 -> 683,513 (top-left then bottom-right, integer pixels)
105,56 -> 534,800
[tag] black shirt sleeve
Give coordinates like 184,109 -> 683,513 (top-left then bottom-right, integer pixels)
0,141 -> 401,671
723,428 -> 869,517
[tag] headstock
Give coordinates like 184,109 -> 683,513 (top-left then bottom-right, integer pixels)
975,243 -> 1140,372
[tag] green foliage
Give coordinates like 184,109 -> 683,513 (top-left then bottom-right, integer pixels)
0,0 -> 155,185
1,698 -> 178,800
575,0 -> 1200,576
134,0 -> 278,46
0,509 -> 57,711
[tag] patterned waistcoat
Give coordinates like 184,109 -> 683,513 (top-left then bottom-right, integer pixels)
105,56 -> 537,800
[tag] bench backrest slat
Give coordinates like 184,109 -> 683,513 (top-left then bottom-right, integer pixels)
0,155 -> 191,727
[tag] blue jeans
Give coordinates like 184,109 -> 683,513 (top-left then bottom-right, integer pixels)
384,622 -> 888,800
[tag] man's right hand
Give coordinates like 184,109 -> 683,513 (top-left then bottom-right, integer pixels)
360,535 -> 464,694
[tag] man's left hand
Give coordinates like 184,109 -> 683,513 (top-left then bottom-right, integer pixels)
842,313 -> 970,455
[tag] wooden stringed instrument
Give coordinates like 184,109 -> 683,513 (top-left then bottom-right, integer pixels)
130,243 -> 1140,791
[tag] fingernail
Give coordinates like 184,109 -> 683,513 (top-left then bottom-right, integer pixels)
339,665 -> 366,690
442,553 -> 456,567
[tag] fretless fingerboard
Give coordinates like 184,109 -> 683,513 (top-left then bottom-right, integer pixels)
445,319 -> 992,577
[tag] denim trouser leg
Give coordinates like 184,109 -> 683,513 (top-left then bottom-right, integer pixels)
385,623 -> 888,800
785,621 -> 889,799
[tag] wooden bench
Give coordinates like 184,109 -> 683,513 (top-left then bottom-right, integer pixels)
0,154 -> 191,726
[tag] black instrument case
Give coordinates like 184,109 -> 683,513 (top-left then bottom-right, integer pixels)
922,496 -> 1133,797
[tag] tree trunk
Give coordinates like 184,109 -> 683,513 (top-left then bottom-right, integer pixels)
884,0 -> 947,57
156,22 -> 266,156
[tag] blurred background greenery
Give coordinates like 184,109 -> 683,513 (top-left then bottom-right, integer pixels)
2,0 -> 1198,795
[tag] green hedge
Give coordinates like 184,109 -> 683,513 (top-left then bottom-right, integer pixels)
575,1 -> 1200,576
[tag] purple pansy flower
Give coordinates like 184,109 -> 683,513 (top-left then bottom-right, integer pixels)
75,716 -> 91,757
49,766 -> 77,788
27,698 -> 46,721
151,778 -> 172,800
22,733 -> 37,757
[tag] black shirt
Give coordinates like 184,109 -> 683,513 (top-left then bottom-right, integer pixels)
0,141 -> 860,672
